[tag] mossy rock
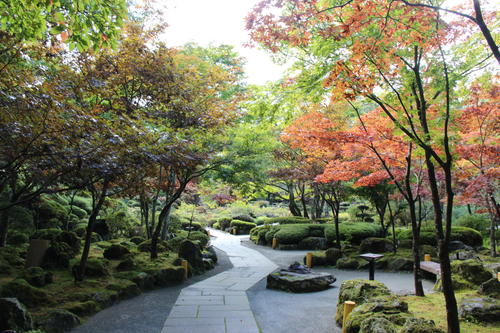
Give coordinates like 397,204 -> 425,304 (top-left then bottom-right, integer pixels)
150,267 -> 185,286
116,271 -> 156,290
0,279 -> 49,307
325,247 -> 342,265
79,258 -> 110,277
386,256 -> 413,271
433,275 -> 474,292
451,259 -> 492,286
130,236 -> 145,245
42,242 -> 75,268
359,316 -> 397,333
359,237 -> 395,253
106,279 -> 141,300
137,240 -> 166,253
40,309 -> 80,333
187,231 -> 210,247
399,317 -> 444,333
336,257 -> 360,269
479,278 -> 500,298
459,297 -> 500,323
63,300 -> 99,317
335,279 -> 391,325
103,244 -> 130,260
21,267 -> 53,287
88,289 -> 119,308
116,257 -> 136,271
0,297 -> 34,332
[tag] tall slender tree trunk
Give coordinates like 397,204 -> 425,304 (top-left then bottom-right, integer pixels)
76,179 -> 110,281
487,196 -> 498,257
425,153 -> 459,333
288,183 -> 301,216
0,210 -> 9,247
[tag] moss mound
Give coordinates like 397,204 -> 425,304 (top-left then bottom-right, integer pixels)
0,279 -> 49,307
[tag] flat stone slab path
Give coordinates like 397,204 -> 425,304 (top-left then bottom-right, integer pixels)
161,229 -> 278,333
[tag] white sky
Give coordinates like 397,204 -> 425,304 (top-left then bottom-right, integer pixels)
161,0 -> 286,85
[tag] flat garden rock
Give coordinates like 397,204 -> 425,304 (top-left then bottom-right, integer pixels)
266,269 -> 336,293
459,297 -> 500,323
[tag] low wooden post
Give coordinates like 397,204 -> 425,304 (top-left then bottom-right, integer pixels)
497,272 -> 500,282
342,301 -> 356,333
207,229 -> 211,237
181,259 -> 189,280
424,254 -> 431,262
232,228 -> 237,235
272,238 -> 278,249
306,252 -> 313,268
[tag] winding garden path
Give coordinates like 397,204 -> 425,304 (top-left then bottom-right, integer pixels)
161,229 -> 278,333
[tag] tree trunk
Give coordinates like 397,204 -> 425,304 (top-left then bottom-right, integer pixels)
0,209 -> 9,247
425,153 -> 460,333
487,195 -> 498,257
151,202 -> 173,260
408,197 -> 424,296
288,183 -> 302,216
473,0 -> 500,64
160,205 -> 172,240
300,184 -> 309,219
76,180 -> 110,281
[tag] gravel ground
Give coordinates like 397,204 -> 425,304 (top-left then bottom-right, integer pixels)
243,238 -> 435,333
70,246 -> 232,333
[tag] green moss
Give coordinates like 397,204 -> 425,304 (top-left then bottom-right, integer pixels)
63,301 -> 99,317
187,231 -> 209,247
262,216 -> 312,224
0,278 -> 49,307
230,220 -> 257,234
451,260 -> 492,285
106,279 -> 141,300
274,224 -> 311,244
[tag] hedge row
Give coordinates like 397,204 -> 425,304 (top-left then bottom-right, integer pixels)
251,222 -> 383,246
396,226 -> 483,247
257,216 -> 312,225
230,220 -> 257,234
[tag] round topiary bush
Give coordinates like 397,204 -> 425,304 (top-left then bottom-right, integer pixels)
187,231 -> 210,247
324,223 -> 383,245
274,224 -> 311,245
397,226 -> 483,247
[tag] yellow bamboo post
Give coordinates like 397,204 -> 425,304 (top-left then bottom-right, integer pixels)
272,237 -> 278,249
342,301 -> 356,333
232,228 -> 237,235
306,252 -> 313,268
181,259 -> 189,280
497,272 -> 500,282
424,254 -> 431,262
207,229 -> 211,237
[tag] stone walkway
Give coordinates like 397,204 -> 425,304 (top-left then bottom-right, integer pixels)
161,229 -> 278,333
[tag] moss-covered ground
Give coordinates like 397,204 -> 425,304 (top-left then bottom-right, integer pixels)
402,290 -> 499,333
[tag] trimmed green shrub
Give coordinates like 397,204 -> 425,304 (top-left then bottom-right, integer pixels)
188,231 -> 210,247
264,226 -> 280,243
217,217 -> 232,230
230,220 -> 257,234
397,226 -> 482,247
274,224 -> 311,245
70,206 -> 88,219
455,214 -> 489,234
212,222 -> 220,230
232,214 -> 255,223
263,216 -> 312,225
32,228 -> 63,241
324,223 -> 383,245
37,198 -> 68,221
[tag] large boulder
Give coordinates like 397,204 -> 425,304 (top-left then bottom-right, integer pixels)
479,278 -> 500,298
386,257 -> 413,271
325,247 -> 342,265
267,269 -> 336,293
21,267 -> 53,287
63,301 -> 98,317
448,240 -> 472,252
103,244 -> 130,260
0,279 -> 48,307
345,295 -> 411,333
359,237 -> 395,253
399,318 -> 443,333
451,260 -> 492,285
41,309 -> 81,333
203,246 -> 218,264
178,240 -> 204,274
359,317 -> 397,333
72,258 -> 110,278
106,280 -> 141,300
132,272 -> 156,290
336,257 -> 360,269
151,268 -> 185,286
116,257 -> 136,271
335,279 -> 391,325
0,298 -> 33,332
298,237 -> 328,250
459,297 -> 500,323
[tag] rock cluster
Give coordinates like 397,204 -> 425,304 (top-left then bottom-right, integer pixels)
266,262 -> 336,293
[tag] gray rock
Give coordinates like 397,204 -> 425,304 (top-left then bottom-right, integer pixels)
41,309 -> 81,333
387,257 -> 413,271
451,259 -> 492,286
103,244 -> 130,260
205,246 -> 218,263
131,272 -> 155,290
178,240 -> 204,274
0,298 -> 33,332
203,258 -> 215,270
448,240 -> 472,252
336,257 -> 359,269
479,278 -> 500,298
266,269 -> 336,293
459,297 -> 500,323
400,318 -> 443,333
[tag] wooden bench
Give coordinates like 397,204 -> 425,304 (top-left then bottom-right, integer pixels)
420,261 -> 441,276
